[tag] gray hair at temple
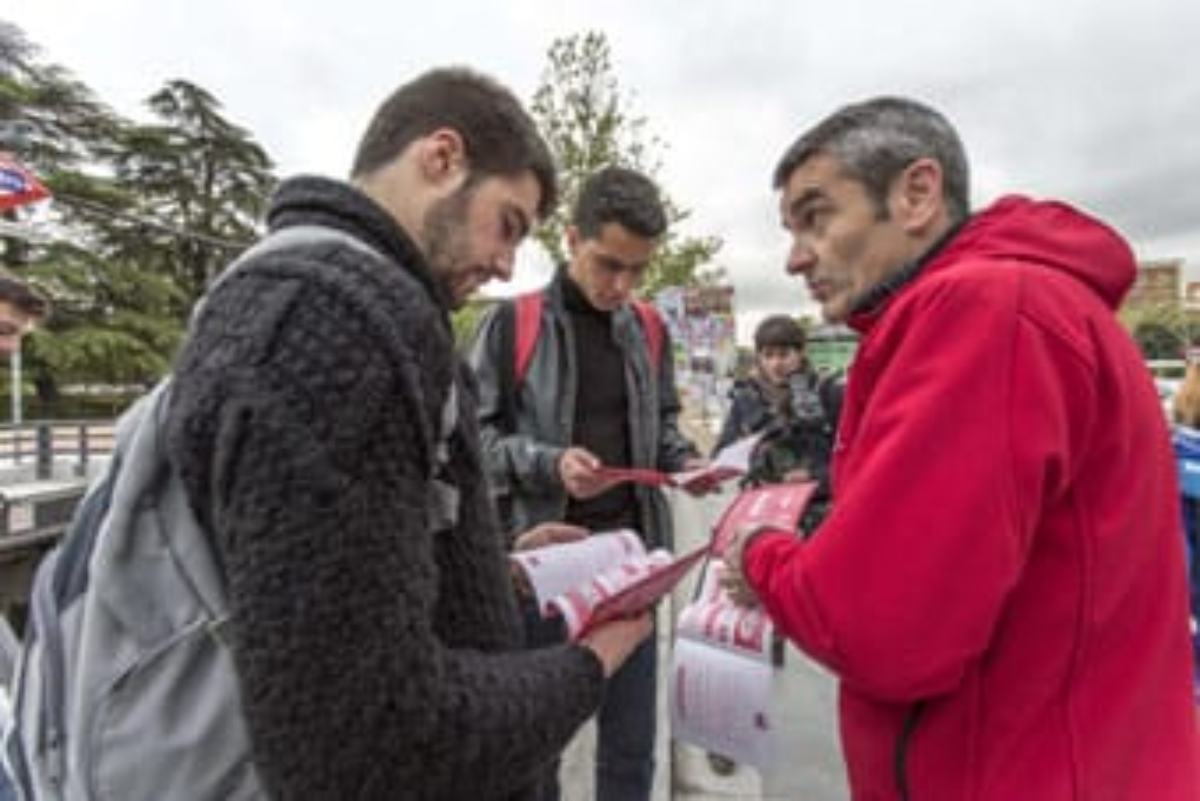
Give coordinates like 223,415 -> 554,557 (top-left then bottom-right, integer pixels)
772,97 -> 971,224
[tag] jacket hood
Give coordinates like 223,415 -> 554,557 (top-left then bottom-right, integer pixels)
849,195 -> 1136,333
932,195 -> 1136,309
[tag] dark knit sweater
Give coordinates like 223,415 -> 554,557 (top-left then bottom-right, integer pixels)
165,176 -> 605,800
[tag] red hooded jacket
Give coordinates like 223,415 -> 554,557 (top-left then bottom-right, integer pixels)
744,196 -> 1200,800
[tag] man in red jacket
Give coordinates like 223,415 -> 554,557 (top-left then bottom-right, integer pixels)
723,97 -> 1200,799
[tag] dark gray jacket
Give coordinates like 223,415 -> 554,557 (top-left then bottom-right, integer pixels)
469,271 -> 697,548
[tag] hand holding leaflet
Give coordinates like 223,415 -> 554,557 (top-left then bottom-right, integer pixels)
594,432 -> 766,492
670,431 -> 765,490
710,480 -> 817,555
511,530 -> 708,640
509,481 -> 816,647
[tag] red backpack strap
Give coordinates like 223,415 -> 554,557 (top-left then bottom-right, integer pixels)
512,291 -> 545,386
631,299 -> 665,375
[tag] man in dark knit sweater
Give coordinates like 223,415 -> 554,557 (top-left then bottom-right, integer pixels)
164,68 -> 651,800
470,168 -> 704,801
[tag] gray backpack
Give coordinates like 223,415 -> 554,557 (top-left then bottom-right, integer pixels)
0,224 -> 450,801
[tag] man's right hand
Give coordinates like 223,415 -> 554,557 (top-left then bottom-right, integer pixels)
719,523 -> 773,608
579,612 -> 654,677
558,447 -> 620,500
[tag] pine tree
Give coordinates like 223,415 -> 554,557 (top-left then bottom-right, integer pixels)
0,24 -> 276,414
529,31 -> 723,296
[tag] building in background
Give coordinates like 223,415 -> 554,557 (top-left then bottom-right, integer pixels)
655,285 -> 737,432
1127,259 -> 1183,307
1122,258 -> 1196,361
1184,280 -> 1200,312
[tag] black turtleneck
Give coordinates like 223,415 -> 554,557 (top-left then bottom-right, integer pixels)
561,272 -> 639,532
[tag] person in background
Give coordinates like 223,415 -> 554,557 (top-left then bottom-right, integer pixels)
714,313 -> 841,525
470,166 -> 704,801
1172,360 -> 1200,428
1171,356 -> 1200,697
723,95 -> 1199,799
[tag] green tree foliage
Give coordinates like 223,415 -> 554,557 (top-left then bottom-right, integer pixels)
0,21 -> 126,268
0,23 -> 276,413
1,22 -> 143,408
529,31 -> 722,297
451,296 -> 495,351
1134,321 -> 1185,360
113,80 -> 274,311
1120,302 -> 1192,360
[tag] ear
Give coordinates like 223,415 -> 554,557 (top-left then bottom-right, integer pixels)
565,225 -> 582,256
416,128 -> 468,189
890,157 -> 945,234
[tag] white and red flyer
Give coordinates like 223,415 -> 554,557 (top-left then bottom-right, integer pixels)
510,530 -> 707,640
668,480 -> 816,770
594,431 -> 765,492
710,480 -> 816,555
669,564 -> 781,769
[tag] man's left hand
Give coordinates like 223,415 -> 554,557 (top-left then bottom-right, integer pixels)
510,522 -> 590,598
512,521 -> 590,552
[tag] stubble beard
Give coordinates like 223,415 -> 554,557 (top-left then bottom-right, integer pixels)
421,185 -> 475,309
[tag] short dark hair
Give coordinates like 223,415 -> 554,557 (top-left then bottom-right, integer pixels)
754,315 -> 805,351
350,67 -> 558,219
773,97 -> 970,223
572,166 -> 667,240
0,270 -> 48,320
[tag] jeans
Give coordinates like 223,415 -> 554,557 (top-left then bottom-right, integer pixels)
525,607 -> 657,801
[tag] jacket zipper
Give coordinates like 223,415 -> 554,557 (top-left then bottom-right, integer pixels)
894,701 -> 925,801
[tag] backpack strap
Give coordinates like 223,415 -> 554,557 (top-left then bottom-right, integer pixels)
631,299 -> 665,374
509,291 -> 664,388
192,224 -> 386,320
512,291 -> 545,386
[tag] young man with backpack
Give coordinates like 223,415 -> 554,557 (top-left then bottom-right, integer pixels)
469,166 -> 705,801
3,68 -> 651,801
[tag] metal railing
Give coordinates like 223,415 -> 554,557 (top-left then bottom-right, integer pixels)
0,419 -> 116,480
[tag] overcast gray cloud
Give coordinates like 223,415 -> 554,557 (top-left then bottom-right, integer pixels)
7,0 -> 1198,340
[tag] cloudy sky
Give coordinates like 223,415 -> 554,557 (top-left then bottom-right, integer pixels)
7,0 -> 1199,341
